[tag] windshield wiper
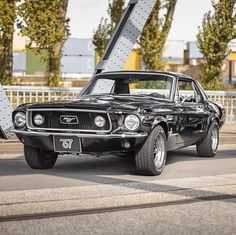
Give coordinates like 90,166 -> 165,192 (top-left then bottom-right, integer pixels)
84,93 -> 115,97
131,94 -> 167,101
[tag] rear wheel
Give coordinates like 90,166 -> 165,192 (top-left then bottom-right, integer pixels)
196,120 -> 219,157
24,145 -> 58,169
135,126 -> 167,176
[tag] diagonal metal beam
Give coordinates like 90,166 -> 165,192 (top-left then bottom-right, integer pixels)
94,0 -> 156,74
0,84 -> 13,139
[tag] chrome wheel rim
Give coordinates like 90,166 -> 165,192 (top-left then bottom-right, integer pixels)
211,126 -> 218,152
153,133 -> 165,169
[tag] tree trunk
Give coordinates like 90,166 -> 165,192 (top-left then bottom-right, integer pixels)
138,0 -> 177,71
0,30 -> 14,85
154,0 -> 177,70
45,0 -> 69,87
46,46 -> 61,87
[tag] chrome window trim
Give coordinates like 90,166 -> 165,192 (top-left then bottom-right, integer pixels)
26,109 -> 112,133
80,72 -> 176,102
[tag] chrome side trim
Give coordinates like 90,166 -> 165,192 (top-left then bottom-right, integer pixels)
11,129 -> 148,139
26,109 -> 112,133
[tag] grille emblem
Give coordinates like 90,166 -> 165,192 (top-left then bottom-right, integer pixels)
60,115 -> 78,124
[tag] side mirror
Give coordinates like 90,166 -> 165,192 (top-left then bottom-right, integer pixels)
180,94 -> 194,104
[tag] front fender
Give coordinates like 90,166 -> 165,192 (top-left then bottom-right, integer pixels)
142,115 -> 169,138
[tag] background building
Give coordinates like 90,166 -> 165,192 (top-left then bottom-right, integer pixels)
163,40 -> 186,65
11,34 -> 236,85
12,34 -> 95,77
61,38 -> 95,76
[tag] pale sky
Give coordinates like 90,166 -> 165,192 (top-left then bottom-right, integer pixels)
67,0 -> 212,41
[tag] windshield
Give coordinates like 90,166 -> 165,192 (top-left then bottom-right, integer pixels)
81,74 -> 173,100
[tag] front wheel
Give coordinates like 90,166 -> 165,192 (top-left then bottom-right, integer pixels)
196,120 -> 219,157
24,145 -> 58,169
135,126 -> 167,176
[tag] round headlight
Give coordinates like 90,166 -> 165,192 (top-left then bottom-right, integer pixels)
94,116 -> 106,127
34,114 -> 45,126
124,115 -> 140,131
14,112 -> 26,127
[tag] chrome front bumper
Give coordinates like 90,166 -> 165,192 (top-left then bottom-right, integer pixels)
11,129 -> 148,139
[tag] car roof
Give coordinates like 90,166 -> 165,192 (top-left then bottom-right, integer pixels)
98,70 -> 194,80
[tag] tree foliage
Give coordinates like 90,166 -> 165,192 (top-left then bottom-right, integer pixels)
0,0 -> 19,85
18,0 -> 70,87
93,18 -> 110,59
93,0 -> 125,59
108,0 -> 125,34
138,0 -> 177,71
197,0 -> 236,90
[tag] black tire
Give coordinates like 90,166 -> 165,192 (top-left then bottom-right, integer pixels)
197,120 -> 219,157
135,126 -> 167,176
24,145 -> 58,169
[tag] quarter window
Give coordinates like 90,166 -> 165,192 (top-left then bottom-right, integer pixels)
177,79 -> 202,103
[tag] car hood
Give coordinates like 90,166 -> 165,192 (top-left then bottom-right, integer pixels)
17,95 -> 173,112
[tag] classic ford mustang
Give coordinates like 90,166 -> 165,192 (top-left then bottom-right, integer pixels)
11,71 -> 224,175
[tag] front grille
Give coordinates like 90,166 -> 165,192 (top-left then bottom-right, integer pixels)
27,109 -> 111,132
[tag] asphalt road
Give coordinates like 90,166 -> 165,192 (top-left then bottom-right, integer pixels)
0,126 -> 236,235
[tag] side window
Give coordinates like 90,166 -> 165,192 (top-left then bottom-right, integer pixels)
177,79 -> 202,103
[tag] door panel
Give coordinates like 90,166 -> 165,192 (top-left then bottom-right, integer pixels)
176,78 -> 209,145
177,102 -> 207,144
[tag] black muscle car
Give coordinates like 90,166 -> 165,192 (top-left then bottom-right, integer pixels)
11,71 -> 225,176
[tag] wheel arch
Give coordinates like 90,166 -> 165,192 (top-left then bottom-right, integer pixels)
210,116 -> 220,126
153,120 -> 169,140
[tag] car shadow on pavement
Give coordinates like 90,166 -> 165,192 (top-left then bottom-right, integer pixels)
167,148 -> 236,164
0,148 -> 236,179
1,155 -> 236,208
0,148 -> 236,198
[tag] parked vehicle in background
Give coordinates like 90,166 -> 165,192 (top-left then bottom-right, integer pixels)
11,71 -> 225,175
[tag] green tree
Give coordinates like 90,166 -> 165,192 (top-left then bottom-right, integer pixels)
0,0 -> 19,85
18,0 -> 70,87
93,18 -> 110,59
138,0 -> 177,70
197,0 -> 236,90
93,0 -> 125,59
108,0 -> 125,34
